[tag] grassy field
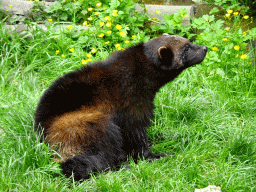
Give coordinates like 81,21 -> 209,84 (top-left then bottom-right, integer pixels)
1,4 -> 256,192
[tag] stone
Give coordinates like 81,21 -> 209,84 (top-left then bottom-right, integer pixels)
134,4 -> 194,25
1,0 -> 194,25
1,0 -> 52,16
195,185 -> 221,192
248,39 -> 256,67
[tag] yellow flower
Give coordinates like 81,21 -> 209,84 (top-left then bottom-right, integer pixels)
48,18 -> 53,22
233,12 -> 239,16
227,9 -> 233,14
119,32 -> 126,37
234,45 -> 240,50
96,2 -> 102,7
87,23 -> 91,26
9,4 -> 13,7
94,12 -> 101,15
125,40 -> 130,44
132,35 -> 136,39
106,31 -> 112,34
35,0 -> 39,2
83,21 -> 91,26
222,37 -> 229,42
61,54 -> 65,57
116,24 -> 122,30
212,46 -> 218,51
115,44 -> 121,48
117,47 -> 122,50
105,16 -> 111,21
87,17 -> 93,21
225,13 -> 230,17
91,48 -> 97,53
88,8 -> 93,11
225,27 -> 230,31
6,10 -> 9,12
243,32 -> 247,36
105,41 -> 110,44
82,59 -> 88,65
156,10 -> 161,14
98,33 -> 104,37
55,50 -> 60,55
87,54 -> 92,58
87,58 -> 92,62
240,54 -> 247,59
67,25 -> 73,29
106,22 -> 112,27
54,36 -> 58,39
69,48 -> 74,52
99,21 -> 105,27
112,12 -> 117,17
83,21 -> 87,26
243,15 -> 249,19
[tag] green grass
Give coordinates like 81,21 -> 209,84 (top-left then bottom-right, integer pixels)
1,18 -> 256,192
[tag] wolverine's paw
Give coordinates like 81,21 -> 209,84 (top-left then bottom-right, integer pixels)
147,152 -> 175,161
61,157 -> 90,181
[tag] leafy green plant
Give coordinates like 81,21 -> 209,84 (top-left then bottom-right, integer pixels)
190,6 -> 256,93
151,8 -> 192,38
38,0 -> 154,65
25,0 -> 198,66
197,0 -> 255,16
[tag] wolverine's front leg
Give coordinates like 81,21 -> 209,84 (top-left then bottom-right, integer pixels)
122,126 -> 173,162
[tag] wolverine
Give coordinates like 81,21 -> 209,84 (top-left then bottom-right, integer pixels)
34,33 -> 207,181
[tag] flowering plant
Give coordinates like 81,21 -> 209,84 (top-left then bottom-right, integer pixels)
190,6 -> 256,90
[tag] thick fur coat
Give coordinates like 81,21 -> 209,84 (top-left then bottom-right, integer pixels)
34,34 -> 207,181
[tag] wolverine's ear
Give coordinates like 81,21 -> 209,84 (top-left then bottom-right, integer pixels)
158,46 -> 172,60
158,46 -> 167,59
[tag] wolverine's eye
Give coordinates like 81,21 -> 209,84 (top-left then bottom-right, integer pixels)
184,46 -> 189,52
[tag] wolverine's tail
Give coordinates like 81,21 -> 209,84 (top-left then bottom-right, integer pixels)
61,121 -> 126,181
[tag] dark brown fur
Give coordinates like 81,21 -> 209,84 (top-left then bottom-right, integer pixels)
34,34 -> 207,181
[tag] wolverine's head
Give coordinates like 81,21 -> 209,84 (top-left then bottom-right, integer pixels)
144,33 -> 207,71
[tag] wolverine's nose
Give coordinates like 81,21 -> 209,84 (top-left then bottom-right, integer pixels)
203,46 -> 208,53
